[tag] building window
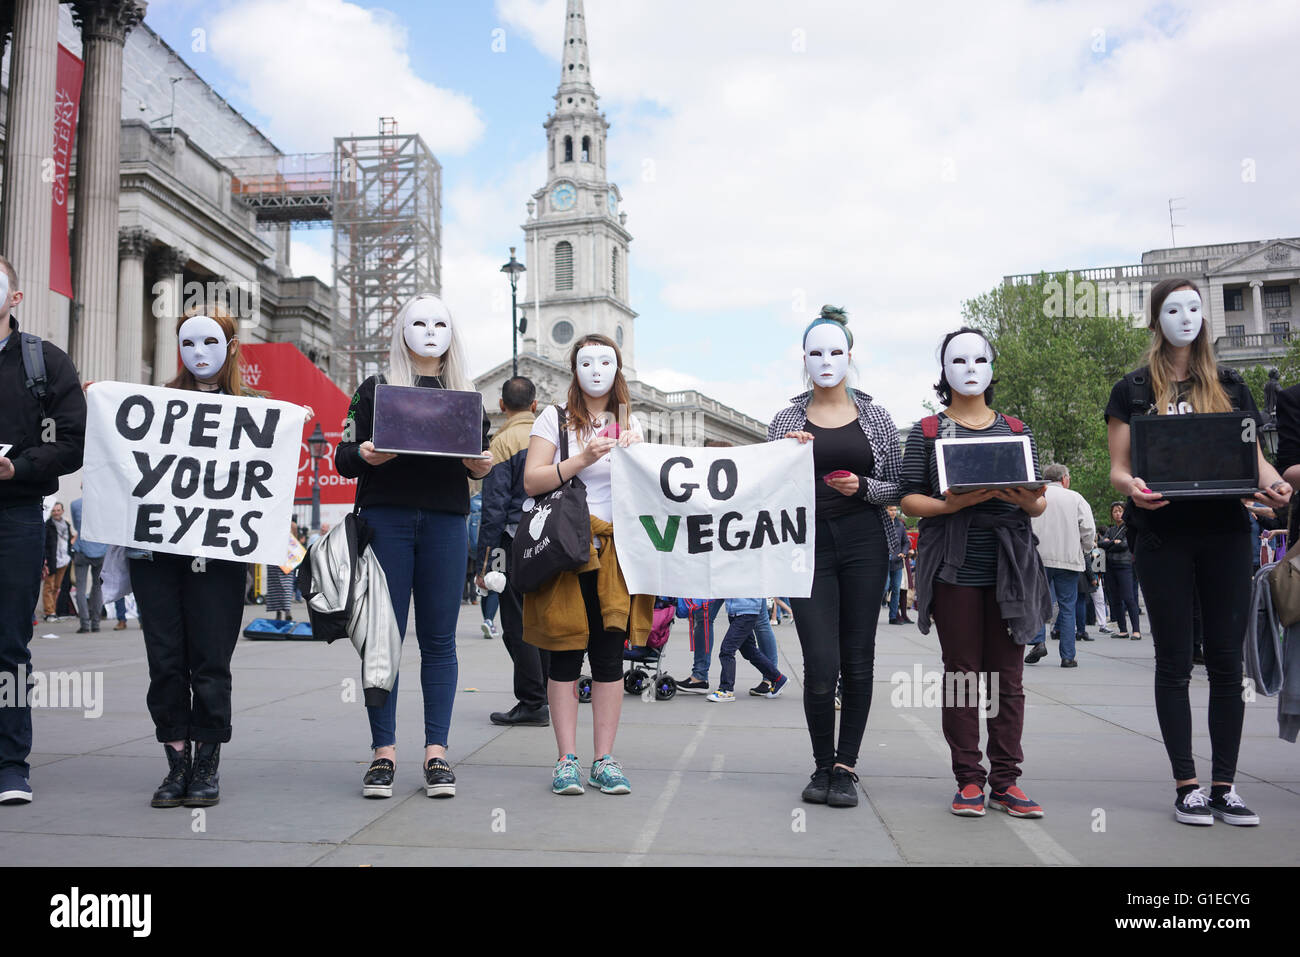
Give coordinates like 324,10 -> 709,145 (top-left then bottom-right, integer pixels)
616,325 -> 624,348
1263,286 -> 1292,309
1271,321 -> 1290,343
554,241 -> 573,291
552,320 -> 574,345
611,247 -> 620,296
1226,323 -> 1246,341
581,136 -> 591,162
1224,288 -> 1244,311
564,136 -> 573,162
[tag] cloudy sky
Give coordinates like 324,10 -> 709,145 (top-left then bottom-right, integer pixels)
142,0 -> 1300,426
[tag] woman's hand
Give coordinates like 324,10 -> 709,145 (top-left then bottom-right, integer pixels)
301,404 -> 315,422
464,452 -> 492,479
618,430 -> 643,448
942,488 -> 997,513
1256,480 -> 1293,508
582,435 -> 618,466
992,486 -> 1045,515
784,431 -> 814,444
1127,476 -> 1168,511
826,473 -> 859,497
360,440 -> 396,467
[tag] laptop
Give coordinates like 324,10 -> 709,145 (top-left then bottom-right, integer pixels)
372,384 -> 488,458
935,435 -> 1043,495
1129,412 -> 1259,499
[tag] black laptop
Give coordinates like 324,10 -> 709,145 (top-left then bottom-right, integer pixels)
1129,412 -> 1260,499
372,384 -> 488,458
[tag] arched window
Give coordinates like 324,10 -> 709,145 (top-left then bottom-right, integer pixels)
581,136 -> 591,163
564,136 -> 573,163
611,247 -> 620,296
555,241 -> 574,291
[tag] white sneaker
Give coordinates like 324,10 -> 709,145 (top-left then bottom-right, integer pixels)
480,620 -> 494,639
706,690 -> 735,702
490,621 -> 500,638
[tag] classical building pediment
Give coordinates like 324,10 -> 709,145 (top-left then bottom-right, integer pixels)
1209,239 -> 1300,277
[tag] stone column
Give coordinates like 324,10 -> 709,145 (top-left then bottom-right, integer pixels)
115,227 -> 152,383
0,0 -> 60,342
149,245 -> 187,384
69,1 -> 147,381
1251,280 -> 1265,335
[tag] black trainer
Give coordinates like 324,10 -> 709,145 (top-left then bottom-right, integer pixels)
490,703 -> 551,727
1174,786 -> 1213,826
1208,786 -> 1260,826
424,757 -> 456,798
827,766 -> 860,808
1025,643 -> 1048,664
749,680 -> 772,697
183,742 -> 221,807
801,766 -> 832,804
362,758 -> 395,798
151,742 -> 191,808
677,677 -> 709,693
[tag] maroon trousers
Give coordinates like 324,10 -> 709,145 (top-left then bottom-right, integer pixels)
930,582 -> 1027,791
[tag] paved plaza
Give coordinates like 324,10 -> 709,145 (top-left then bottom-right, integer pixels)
4,600 -> 1298,867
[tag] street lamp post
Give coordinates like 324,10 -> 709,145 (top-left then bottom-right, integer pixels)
308,423 -> 328,534
500,247 -> 526,377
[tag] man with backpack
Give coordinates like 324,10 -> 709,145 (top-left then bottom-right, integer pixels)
0,254 -> 87,804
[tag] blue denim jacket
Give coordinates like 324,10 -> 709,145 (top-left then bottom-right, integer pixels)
724,597 -> 765,617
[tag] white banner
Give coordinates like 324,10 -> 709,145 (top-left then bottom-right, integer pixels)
82,382 -> 305,566
611,439 -> 816,599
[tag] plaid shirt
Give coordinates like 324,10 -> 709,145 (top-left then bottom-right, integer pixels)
767,389 -> 904,556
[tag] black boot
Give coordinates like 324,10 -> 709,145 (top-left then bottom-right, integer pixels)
184,742 -> 221,807
151,742 -> 191,808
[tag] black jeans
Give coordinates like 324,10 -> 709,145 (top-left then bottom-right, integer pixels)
1134,526 -> 1251,783
1105,563 -> 1141,633
496,533 -> 548,708
791,507 -> 889,769
548,572 -> 627,683
130,553 -> 246,743
0,504 -> 45,777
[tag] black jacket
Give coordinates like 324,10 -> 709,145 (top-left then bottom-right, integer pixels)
45,517 -> 72,570
474,411 -> 535,570
1098,523 -> 1132,565
0,317 -> 86,507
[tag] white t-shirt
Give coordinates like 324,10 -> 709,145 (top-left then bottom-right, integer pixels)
530,404 -> 643,524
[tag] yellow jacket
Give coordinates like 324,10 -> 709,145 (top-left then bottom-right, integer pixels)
523,515 -> 653,652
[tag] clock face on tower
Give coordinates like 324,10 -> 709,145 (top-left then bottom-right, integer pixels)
551,183 -> 576,211
607,190 -> 617,216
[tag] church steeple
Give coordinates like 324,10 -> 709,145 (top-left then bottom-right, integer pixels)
556,0 -> 597,110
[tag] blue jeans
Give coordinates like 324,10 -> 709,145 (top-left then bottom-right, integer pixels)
883,564 -> 904,619
754,614 -> 777,667
1032,567 -> 1078,662
361,506 -> 466,749
718,614 -> 781,693
0,504 -> 46,778
481,589 -> 499,623
689,599 -> 723,681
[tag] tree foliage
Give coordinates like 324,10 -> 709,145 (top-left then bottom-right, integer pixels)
961,273 -> 1150,525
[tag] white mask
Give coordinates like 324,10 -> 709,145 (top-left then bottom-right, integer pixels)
0,269 -> 9,310
576,344 -> 617,397
402,296 -> 453,358
1158,289 -> 1202,347
803,323 -> 850,388
178,315 -> 228,381
942,332 -> 993,398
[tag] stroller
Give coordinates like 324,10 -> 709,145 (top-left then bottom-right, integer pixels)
578,598 -> 678,702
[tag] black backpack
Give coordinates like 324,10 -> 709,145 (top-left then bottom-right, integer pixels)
19,332 -> 49,416
510,407 -> 591,593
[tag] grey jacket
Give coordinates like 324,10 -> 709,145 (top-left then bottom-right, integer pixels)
914,507 -> 1052,645
300,514 -> 402,707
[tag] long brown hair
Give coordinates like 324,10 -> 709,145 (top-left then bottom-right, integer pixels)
165,305 -> 264,397
563,333 -> 631,437
1144,278 -> 1230,414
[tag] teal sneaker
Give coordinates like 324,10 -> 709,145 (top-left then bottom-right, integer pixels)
589,754 -> 631,795
552,754 -> 584,795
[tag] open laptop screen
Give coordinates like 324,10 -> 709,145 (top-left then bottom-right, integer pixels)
372,384 -> 486,458
1130,412 -> 1258,494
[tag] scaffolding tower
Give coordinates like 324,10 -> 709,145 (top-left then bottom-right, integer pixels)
332,118 -> 442,391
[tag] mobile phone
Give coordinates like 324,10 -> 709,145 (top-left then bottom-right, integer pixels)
823,469 -> 852,484
596,421 -> 621,440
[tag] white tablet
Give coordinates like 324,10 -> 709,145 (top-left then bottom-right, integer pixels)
935,435 -> 1042,495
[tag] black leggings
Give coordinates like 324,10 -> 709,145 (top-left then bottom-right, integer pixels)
1105,563 -> 1141,633
1134,526 -> 1251,783
790,508 -> 889,769
548,571 -> 627,683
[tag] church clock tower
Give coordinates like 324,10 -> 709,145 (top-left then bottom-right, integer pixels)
520,0 -> 637,376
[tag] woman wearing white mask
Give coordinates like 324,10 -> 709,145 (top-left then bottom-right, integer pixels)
768,306 -> 903,809
336,294 -> 491,801
900,327 -> 1051,819
1106,278 -> 1290,827
521,333 -> 649,796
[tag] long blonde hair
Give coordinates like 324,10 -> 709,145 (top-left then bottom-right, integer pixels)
1144,278 -> 1231,414
385,293 -> 471,391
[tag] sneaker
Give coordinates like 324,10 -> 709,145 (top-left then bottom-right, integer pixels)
0,770 -> 33,805
589,754 -> 631,794
749,680 -> 772,697
802,766 -> 832,804
1061,658 -> 1078,668
1207,786 -> 1260,826
480,620 -> 493,639
951,783 -> 986,817
362,758 -> 394,798
707,690 -> 735,702
552,754 -> 584,795
827,766 -> 860,808
1025,642 -> 1048,664
1174,786 -> 1214,825
677,677 -> 709,693
989,785 -> 1044,818
767,674 -> 789,698
424,757 -> 456,798
1098,624 -> 1113,634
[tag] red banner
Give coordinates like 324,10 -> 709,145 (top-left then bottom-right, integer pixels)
49,44 -> 82,299
239,343 -> 358,506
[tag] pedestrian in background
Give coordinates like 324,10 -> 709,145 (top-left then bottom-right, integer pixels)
1024,464 -> 1095,668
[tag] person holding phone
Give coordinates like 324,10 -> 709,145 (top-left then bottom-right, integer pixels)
1106,278 -> 1290,827
768,305 -> 903,809
336,293 -> 492,801
900,327 -> 1051,818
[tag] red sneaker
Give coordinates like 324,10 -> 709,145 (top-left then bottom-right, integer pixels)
951,784 -> 986,817
989,785 -> 1044,818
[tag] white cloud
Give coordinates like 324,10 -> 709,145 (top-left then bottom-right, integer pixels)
206,0 -> 484,154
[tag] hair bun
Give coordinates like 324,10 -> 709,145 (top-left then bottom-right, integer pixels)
819,305 -> 848,325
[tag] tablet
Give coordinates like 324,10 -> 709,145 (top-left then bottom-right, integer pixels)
372,384 -> 489,458
935,435 -> 1042,494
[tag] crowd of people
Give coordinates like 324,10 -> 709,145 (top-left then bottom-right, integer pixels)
0,253 -> 1289,830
